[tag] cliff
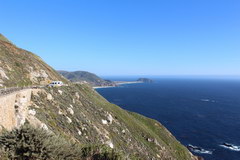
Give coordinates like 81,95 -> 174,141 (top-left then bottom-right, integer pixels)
0,34 -> 197,160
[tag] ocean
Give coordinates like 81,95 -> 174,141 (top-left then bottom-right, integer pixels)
96,77 -> 240,160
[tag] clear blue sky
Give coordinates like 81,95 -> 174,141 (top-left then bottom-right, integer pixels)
1,0 -> 240,76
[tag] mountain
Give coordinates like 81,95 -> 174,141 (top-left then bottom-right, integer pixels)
0,34 -> 198,160
58,70 -> 116,87
0,34 -> 67,88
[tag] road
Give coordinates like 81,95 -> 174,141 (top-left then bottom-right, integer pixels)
0,86 -> 43,97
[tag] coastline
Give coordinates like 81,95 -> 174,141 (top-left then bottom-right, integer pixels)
93,81 -> 142,89
114,81 -> 142,85
93,86 -> 115,89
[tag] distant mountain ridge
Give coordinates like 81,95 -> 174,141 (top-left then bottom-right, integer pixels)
58,70 -> 116,87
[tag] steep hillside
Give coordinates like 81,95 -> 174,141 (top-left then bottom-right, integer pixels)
0,34 -> 67,88
27,84 -> 197,160
0,34 -> 12,44
58,70 -> 115,87
0,34 -> 198,160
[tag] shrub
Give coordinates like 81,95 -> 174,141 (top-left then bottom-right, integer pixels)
0,124 -> 124,160
0,124 -> 82,160
81,145 -> 124,160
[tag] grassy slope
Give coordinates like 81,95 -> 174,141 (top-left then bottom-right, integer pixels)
82,84 -> 194,160
0,37 -> 67,87
0,34 -> 12,43
30,84 -> 194,160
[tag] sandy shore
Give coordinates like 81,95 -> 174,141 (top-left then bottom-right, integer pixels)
93,86 -> 115,89
93,81 -> 142,89
114,81 -> 142,85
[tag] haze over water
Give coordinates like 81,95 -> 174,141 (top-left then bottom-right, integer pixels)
96,77 -> 240,160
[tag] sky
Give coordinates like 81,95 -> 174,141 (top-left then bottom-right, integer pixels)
1,0 -> 240,76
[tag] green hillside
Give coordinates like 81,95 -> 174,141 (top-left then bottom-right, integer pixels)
58,70 -> 115,87
0,34 -> 67,88
0,34 -> 197,160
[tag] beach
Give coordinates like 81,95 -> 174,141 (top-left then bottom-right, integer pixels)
93,81 -> 142,89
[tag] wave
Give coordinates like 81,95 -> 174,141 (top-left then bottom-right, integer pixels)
220,143 -> 240,151
187,144 -> 213,154
201,99 -> 216,103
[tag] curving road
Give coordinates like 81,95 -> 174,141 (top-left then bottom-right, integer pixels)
0,86 -> 43,97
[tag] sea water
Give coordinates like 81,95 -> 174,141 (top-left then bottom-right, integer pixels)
96,77 -> 240,160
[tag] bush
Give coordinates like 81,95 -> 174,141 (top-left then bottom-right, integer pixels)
81,145 -> 123,160
0,124 -> 82,160
0,124 -> 124,160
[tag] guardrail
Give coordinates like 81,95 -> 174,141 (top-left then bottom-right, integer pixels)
0,86 -> 44,97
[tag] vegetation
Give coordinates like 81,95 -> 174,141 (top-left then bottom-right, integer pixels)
29,84 -> 195,160
0,124 -> 123,160
58,70 -> 115,87
0,34 -> 12,44
0,35 -> 67,88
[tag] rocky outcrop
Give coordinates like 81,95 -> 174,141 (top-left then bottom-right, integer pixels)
28,67 -> 49,83
0,67 -> 9,80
